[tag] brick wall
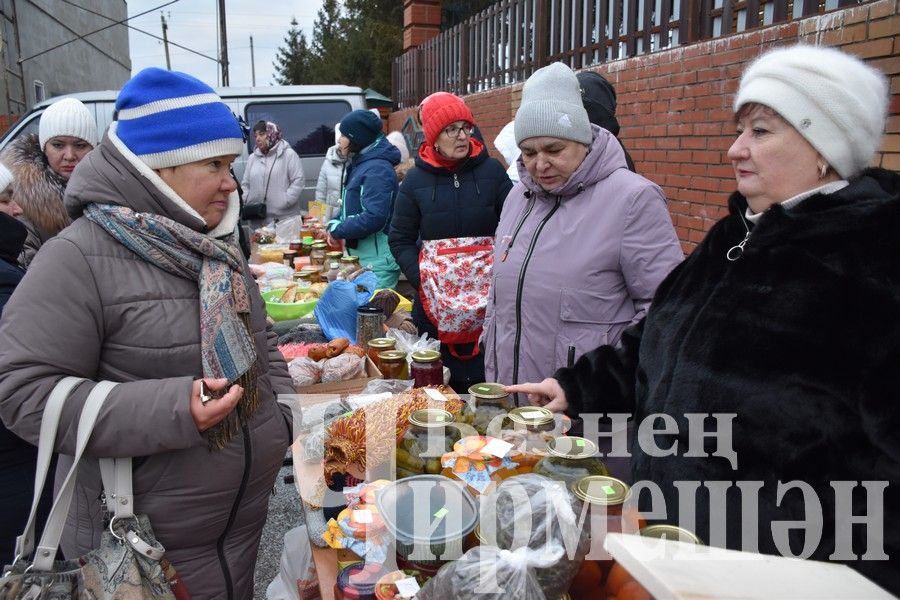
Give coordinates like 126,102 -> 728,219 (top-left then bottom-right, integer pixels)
388,0 -> 899,253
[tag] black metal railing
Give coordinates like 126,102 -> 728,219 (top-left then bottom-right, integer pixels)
393,0 -> 863,108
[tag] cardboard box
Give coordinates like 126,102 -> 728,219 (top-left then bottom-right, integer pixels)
295,356 -> 382,396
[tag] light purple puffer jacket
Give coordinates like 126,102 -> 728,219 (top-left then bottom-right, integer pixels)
483,125 -> 684,397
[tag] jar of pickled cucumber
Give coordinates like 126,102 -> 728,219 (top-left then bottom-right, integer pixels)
464,383 -> 513,435
310,241 -> 327,266
532,437 -> 609,487
396,408 -> 457,479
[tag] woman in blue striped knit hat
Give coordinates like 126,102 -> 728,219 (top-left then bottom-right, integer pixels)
0,68 -> 296,598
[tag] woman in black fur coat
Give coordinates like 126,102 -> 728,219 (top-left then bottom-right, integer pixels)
510,45 -> 899,593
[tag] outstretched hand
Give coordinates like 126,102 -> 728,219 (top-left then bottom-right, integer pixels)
190,378 -> 242,432
505,378 -> 568,413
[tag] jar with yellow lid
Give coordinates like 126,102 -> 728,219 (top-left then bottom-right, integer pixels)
603,525 -> 703,600
396,408 -> 458,478
296,266 -> 321,284
310,241 -> 327,266
378,350 -> 409,380
498,406 -> 567,473
532,437 -> 609,487
300,236 -> 315,257
568,476 -> 646,600
326,250 -> 344,264
367,338 -> 396,370
463,383 -> 513,435
410,350 -> 443,387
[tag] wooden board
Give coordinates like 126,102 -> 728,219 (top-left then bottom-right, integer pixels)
604,533 -> 895,599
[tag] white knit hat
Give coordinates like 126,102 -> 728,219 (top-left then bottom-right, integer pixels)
0,163 -> 13,194
515,62 -> 592,146
734,44 -> 888,179
39,97 -> 98,150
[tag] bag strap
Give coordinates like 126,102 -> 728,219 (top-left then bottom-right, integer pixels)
99,457 -> 134,520
31,380 -> 119,572
12,376 -> 83,563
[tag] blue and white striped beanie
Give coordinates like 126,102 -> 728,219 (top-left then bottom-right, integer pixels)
115,67 -> 244,169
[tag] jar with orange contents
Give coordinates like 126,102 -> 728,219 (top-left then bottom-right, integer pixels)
604,525 -> 703,600
568,476 -> 646,600
496,406 -> 567,474
367,338 -> 396,370
439,435 -> 520,496
378,350 -> 409,380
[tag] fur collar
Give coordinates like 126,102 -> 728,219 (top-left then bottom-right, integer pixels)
0,134 -> 69,236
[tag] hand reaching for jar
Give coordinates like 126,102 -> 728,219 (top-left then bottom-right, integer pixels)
190,378 -> 242,432
505,378 -> 568,413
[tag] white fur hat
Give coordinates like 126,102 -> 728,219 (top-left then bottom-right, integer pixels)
734,44 -> 888,179
39,97 -> 98,149
0,163 -> 13,194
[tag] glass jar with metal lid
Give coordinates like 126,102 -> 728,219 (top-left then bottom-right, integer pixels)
300,236 -> 315,257
296,266 -> 321,284
366,338 -> 396,370
396,408 -> 458,478
463,383 -> 513,435
325,250 -> 343,263
410,350 -> 443,387
377,350 -> 409,380
309,241 -> 327,266
532,437 -> 609,487
340,254 -> 361,278
569,475 -> 646,599
499,406 -> 566,473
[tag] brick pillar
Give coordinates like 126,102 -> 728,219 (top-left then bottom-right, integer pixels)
403,0 -> 442,50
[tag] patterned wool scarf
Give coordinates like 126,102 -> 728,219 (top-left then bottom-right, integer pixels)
84,203 -> 258,450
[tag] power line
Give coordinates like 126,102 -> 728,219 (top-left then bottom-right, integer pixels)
19,0 -> 181,65
57,0 -> 220,65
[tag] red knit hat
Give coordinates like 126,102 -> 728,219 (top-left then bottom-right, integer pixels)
420,92 -> 475,146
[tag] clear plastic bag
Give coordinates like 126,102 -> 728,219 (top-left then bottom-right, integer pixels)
418,545 -> 547,599
288,357 -> 322,387
275,215 -> 304,243
477,474 -> 589,599
321,354 -> 365,383
386,328 -> 440,356
265,525 -> 318,600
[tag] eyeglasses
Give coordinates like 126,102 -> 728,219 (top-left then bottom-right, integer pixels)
442,123 -> 474,138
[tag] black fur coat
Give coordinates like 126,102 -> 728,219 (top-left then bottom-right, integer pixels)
557,168 -> 900,593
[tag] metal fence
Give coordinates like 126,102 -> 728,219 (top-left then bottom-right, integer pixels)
393,0 -> 863,108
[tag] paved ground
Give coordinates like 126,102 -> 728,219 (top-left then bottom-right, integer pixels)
253,457 -> 305,600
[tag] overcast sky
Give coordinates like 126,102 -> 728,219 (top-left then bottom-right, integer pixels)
127,0 -> 323,88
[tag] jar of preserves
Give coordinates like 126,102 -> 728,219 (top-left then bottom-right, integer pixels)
281,249 -> 298,268
465,383 -> 513,435
326,262 -> 341,283
499,406 -> 566,473
340,255 -> 361,278
602,525 -> 703,600
378,350 -> 409,380
568,475 -> 646,600
326,250 -> 344,264
410,350 -> 443,387
439,435 -> 520,496
298,266 -> 321,284
310,241 -> 327,266
396,409 -> 457,478
300,236 -> 315,257
532,437 -> 609,487
288,239 -> 303,252
357,306 -> 385,348
367,338 -> 396,370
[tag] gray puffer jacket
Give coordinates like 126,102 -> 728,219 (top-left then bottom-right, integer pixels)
484,125 -> 684,397
0,124 -> 296,599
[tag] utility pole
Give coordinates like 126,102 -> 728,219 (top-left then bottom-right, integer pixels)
250,36 -> 256,86
160,13 -> 171,70
217,0 -> 229,86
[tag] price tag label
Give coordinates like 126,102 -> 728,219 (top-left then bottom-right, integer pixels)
395,577 -> 421,596
603,485 -> 617,496
424,388 -> 448,402
352,509 -> 373,524
519,410 -> 545,420
576,438 -> 585,447
476,386 -> 492,392
433,507 -> 449,520
481,438 -> 514,458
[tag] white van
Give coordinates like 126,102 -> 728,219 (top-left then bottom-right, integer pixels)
0,85 -> 368,207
